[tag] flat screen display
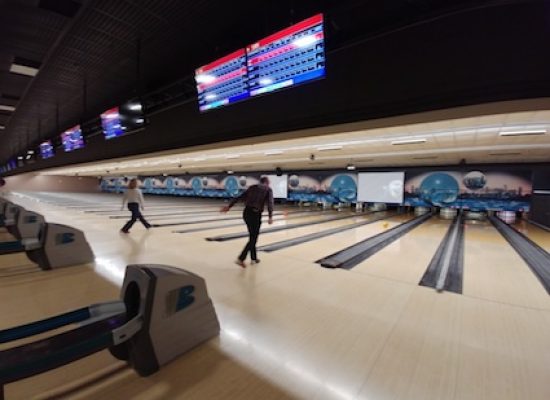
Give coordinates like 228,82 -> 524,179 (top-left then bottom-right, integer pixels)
101,106 -> 124,139
195,49 -> 249,112
246,13 -> 325,97
61,125 -> 84,152
195,14 -> 325,112
40,140 -> 55,159
358,172 -> 405,204
265,174 -> 288,199
101,101 -> 146,139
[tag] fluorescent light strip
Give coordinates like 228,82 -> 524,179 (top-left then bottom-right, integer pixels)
0,105 -> 16,112
9,63 -> 39,77
0,125 -> 5,130
391,138 -> 427,145
499,130 -> 547,137
317,145 -> 343,151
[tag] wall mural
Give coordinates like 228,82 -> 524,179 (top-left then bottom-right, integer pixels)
101,168 -> 533,210
101,172 -> 358,203
404,169 -> 532,211
101,175 -> 260,197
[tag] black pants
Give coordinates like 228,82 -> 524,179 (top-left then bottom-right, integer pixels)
239,207 -> 262,261
122,203 -> 151,232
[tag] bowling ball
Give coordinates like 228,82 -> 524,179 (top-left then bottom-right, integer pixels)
463,170 -> 486,190
192,177 -> 203,194
289,175 -> 300,188
419,173 -> 459,205
224,176 -> 240,197
330,174 -> 357,202
239,176 -> 247,187
201,177 -> 208,187
383,222 -> 389,229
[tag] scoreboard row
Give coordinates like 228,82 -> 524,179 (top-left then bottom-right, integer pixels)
195,14 -> 326,112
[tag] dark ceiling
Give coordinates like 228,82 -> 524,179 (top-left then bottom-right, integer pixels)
0,0 -> 535,163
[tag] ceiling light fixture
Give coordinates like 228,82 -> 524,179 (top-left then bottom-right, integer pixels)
128,103 -> 142,111
317,145 -> 343,151
489,152 -> 522,156
10,57 -> 40,77
499,129 -> 547,137
0,125 -> 5,130
0,105 -> 16,112
391,138 -> 427,145
346,164 -> 356,170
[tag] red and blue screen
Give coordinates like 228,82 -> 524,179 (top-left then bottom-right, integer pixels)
61,125 -> 84,152
101,107 -> 124,139
195,14 -> 325,112
40,140 -> 54,159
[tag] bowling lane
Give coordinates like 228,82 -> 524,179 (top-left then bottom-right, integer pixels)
355,286 -> 550,400
276,213 -> 415,262
165,210 -> 351,230
462,221 -> 550,309
514,221 -> 550,252
252,211 -> 394,248
163,211 -> 352,238
350,216 -> 451,284
146,208 -> 304,225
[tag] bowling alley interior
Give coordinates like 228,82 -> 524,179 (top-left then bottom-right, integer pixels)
1,1 -> 550,399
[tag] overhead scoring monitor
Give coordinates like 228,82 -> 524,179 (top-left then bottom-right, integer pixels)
39,140 -> 54,160
61,125 -> 84,152
101,107 -> 123,139
246,13 -> 326,97
195,49 -> 249,112
195,14 -> 326,112
101,101 -> 145,140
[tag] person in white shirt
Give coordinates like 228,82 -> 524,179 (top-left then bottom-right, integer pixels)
120,178 -> 151,233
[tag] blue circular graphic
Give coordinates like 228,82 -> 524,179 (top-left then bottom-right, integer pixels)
330,175 -> 357,202
419,173 -> 459,205
289,175 -> 300,188
192,177 -> 203,194
225,176 -> 240,197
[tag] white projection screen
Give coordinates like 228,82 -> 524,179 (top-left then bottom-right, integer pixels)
265,174 -> 288,199
357,172 -> 405,203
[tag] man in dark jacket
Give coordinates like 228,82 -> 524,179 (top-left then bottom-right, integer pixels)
221,176 -> 274,267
